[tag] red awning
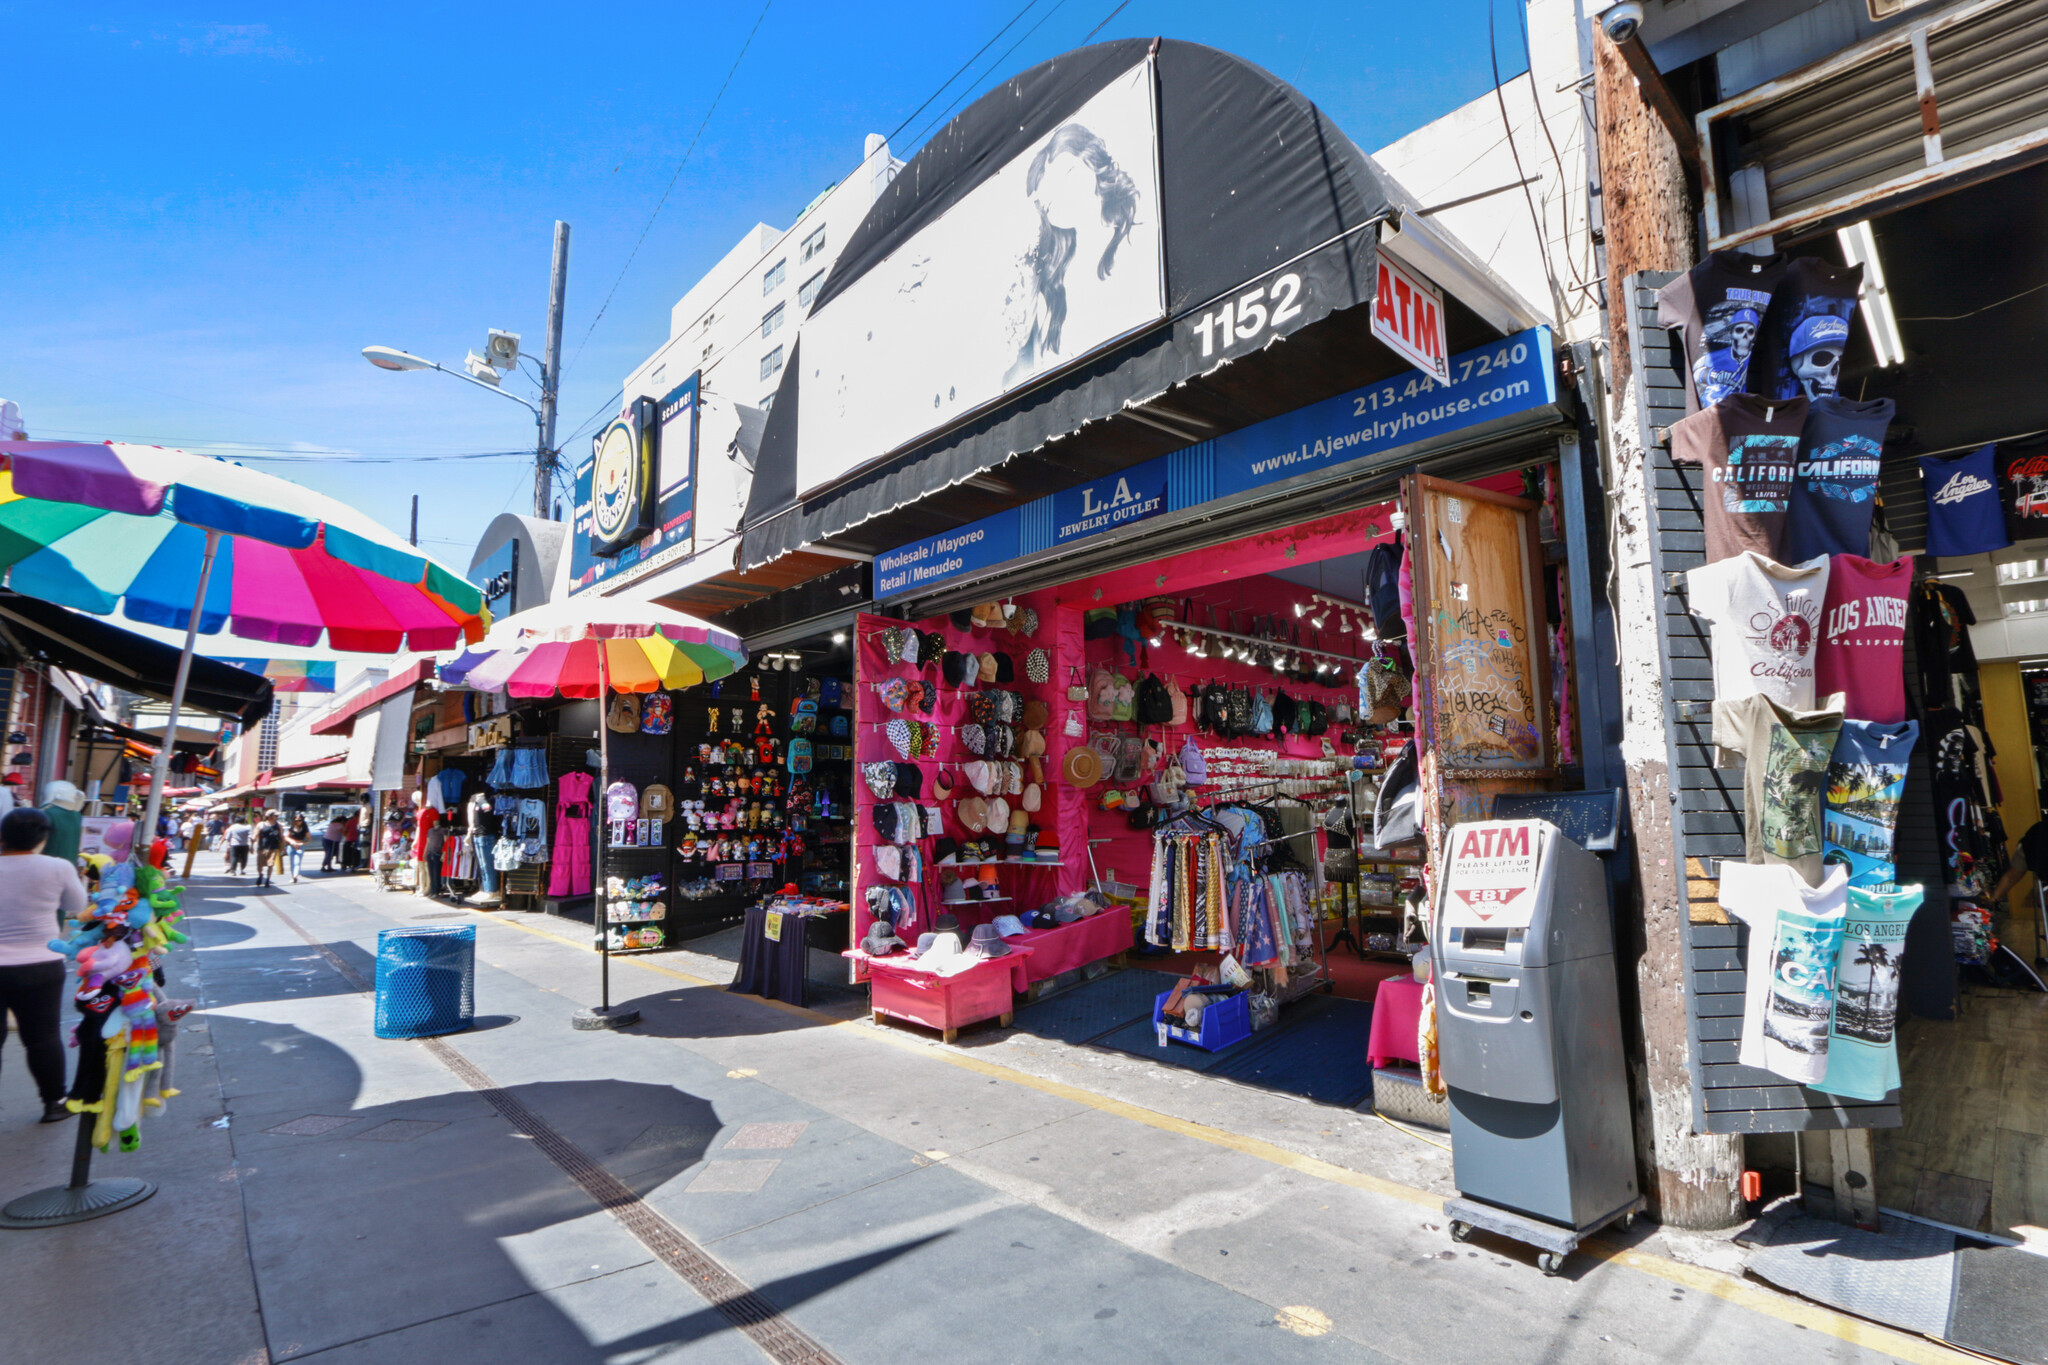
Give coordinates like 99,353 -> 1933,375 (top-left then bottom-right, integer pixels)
309,660 -> 431,737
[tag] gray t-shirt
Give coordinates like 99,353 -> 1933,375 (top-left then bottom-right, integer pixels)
0,853 -> 87,966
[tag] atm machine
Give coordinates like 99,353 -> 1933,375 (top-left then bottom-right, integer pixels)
1432,816 -> 1642,1273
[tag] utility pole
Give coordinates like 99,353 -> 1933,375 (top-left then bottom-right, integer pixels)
410,495 -> 419,547
537,221 -> 571,520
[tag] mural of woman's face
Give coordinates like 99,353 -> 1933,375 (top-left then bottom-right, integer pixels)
1032,150 -> 1097,231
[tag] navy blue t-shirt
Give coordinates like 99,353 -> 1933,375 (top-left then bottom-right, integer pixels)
1785,396 -> 1894,562
1921,445 -> 2012,558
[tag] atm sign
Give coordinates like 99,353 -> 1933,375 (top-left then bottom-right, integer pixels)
1447,821 -> 1539,923
1372,253 -> 1449,384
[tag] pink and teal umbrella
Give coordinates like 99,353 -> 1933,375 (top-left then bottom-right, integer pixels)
439,598 -> 746,697
0,441 -> 489,653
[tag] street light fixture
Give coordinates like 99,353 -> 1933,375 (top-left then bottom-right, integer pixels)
361,222 -> 571,519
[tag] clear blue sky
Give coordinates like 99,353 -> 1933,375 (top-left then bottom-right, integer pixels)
4,3 -> 1529,570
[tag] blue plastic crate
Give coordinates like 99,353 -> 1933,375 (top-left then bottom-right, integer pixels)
374,925 -> 476,1039
1152,987 -> 1251,1052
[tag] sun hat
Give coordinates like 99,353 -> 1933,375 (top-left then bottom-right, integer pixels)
944,651 -> 972,687
861,922 -> 906,957
877,677 -> 909,711
899,628 -> 920,665
1020,698 -> 1050,730
1062,746 -> 1103,788
958,795 -> 989,831
893,763 -> 923,799
967,923 -> 1012,958
862,762 -> 898,800
922,934 -> 962,962
886,718 -> 912,758
963,760 -> 996,795
878,627 -> 908,664
932,768 -> 956,800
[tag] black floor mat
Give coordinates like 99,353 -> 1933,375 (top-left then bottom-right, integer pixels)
1949,1243 -> 2048,1365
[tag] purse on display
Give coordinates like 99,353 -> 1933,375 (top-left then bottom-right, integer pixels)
1068,666 -> 1090,703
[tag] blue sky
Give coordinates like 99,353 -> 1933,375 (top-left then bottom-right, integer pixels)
4,3 -> 1528,572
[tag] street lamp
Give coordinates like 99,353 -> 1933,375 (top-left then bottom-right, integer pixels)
362,221 -> 571,519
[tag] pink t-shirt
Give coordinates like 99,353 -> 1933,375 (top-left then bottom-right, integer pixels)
1815,554 -> 1913,723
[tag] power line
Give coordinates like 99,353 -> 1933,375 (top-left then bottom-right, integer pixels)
904,0 -> 1074,153
1487,0 -> 1563,319
886,0 -> 1048,146
564,0 -> 776,383
1081,0 -> 1133,44
24,428 -> 534,463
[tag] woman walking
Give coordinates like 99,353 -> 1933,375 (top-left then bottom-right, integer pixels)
254,812 -> 284,887
0,807 -> 85,1123
285,813 -> 310,883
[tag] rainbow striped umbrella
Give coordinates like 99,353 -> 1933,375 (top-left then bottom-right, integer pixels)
0,442 -> 489,652
439,598 -> 747,698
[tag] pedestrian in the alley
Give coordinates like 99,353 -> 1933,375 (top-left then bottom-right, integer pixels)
0,806 -> 86,1123
207,813 -> 226,850
420,810 -> 448,898
224,812 -> 253,876
254,812 -> 284,887
284,812 -> 310,883
321,810 -> 345,872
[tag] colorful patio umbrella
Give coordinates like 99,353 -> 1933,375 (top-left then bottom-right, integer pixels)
439,597 -> 745,697
439,598 -> 747,1030
0,440 -> 490,863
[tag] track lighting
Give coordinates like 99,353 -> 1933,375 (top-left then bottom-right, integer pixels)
1294,602 -> 1306,617
1310,614 -> 1326,629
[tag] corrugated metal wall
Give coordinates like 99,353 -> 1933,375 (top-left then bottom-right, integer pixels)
1627,271 -> 1954,1134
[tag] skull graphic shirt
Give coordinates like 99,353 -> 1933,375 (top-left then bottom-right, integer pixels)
1754,257 -> 1864,402
1783,396 -> 1895,563
1919,444 -> 2012,558
1689,550 -> 1830,713
1657,249 -> 1787,412
1672,394 -> 1808,562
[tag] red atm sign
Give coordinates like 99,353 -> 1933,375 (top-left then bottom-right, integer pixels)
1372,254 -> 1448,384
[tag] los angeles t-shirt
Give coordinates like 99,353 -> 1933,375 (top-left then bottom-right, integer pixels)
1671,395 -> 1808,562
1657,250 -> 1788,412
1921,445 -> 2012,558
1821,718 -> 1918,888
1714,692 -> 1846,884
1783,396 -> 1895,563
1754,257 -> 1864,402
1689,551 -> 1829,711
1814,884 -> 1923,1102
1813,554 -> 1913,723
1719,860 -> 1849,1085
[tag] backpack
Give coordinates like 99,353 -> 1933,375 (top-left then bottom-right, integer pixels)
1366,533 -> 1407,641
787,738 -> 813,773
640,693 -> 673,735
1249,689 -> 1274,736
1179,738 -> 1208,785
606,694 -> 641,733
1135,673 -> 1173,726
1088,667 -> 1119,722
1110,672 -> 1135,722
1167,678 -> 1189,727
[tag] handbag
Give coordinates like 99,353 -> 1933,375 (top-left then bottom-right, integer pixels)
1068,666 -> 1090,703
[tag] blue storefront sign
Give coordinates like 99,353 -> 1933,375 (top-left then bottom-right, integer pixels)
876,327 -> 1553,599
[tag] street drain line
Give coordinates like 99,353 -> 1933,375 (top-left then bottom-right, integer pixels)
260,902 -> 844,1365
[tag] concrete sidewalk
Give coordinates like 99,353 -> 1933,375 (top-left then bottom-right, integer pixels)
0,867 -> 1951,1364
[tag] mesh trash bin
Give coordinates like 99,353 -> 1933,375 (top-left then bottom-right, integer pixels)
374,925 -> 475,1039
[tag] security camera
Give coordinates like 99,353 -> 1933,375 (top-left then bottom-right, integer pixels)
1602,1 -> 1646,43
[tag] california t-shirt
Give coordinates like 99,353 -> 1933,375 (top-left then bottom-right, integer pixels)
1720,860 -> 1849,1085
1814,884 -> 1923,1102
1671,395 -> 1808,562
1821,718 -> 1918,888
1713,692 -> 1845,884
1921,445 -> 2012,557
1689,551 -> 1829,711
1657,250 -> 1787,412
1999,438 -> 2048,543
1754,257 -> 1863,402
1813,554 -> 1912,723
1783,396 -> 1894,563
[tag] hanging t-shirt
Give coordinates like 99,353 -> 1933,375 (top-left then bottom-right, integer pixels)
1689,551 -> 1829,711
1656,250 -> 1788,412
1821,718 -> 1918,887
1814,884 -> 1924,1102
1783,397 -> 1895,563
1713,692 -> 1845,884
1720,861 -> 1849,1085
1920,445 -> 2012,558
1914,581 -> 1979,714
1998,438 -> 2048,544
1813,554 -> 1913,723
1671,395 -> 1808,562
1754,257 -> 1863,402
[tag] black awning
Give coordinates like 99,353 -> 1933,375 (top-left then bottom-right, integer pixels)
0,591 -> 274,725
740,39 -> 1406,569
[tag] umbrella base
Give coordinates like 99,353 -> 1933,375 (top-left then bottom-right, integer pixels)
1,1178 -> 156,1228
572,1006 -> 640,1031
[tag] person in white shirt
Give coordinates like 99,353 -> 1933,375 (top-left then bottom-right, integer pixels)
224,816 -> 254,876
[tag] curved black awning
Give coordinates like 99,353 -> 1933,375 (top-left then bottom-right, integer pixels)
740,39 -> 1424,570
0,590 -> 274,725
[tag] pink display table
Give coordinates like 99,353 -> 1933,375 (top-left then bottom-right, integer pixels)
845,947 -> 1034,1043
1011,910 -> 1129,985
1367,975 -> 1426,1069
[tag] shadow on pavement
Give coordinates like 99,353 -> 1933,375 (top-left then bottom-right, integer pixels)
606,985 -> 839,1042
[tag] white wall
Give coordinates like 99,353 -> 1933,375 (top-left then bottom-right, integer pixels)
1375,0 -> 1602,344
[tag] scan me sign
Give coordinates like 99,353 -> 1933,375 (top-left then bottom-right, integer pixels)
875,326 -> 1554,599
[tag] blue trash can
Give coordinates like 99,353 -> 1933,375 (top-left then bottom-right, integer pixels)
374,925 -> 475,1039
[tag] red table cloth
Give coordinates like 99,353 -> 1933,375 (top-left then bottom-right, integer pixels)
1010,911 -> 1129,983
1367,974 -> 1425,1069
845,946 -> 1034,995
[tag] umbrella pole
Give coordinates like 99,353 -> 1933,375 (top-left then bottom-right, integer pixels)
137,529 -> 221,870
573,644 -> 636,1031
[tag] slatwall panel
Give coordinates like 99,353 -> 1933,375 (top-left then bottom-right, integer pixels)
1629,272 -> 1903,1134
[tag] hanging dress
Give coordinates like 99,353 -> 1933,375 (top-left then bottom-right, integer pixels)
548,771 -> 595,897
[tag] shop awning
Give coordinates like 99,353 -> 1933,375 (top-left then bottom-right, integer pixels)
0,590 -> 274,725
738,38 -> 1545,571
259,760 -> 366,792
309,659 -> 431,737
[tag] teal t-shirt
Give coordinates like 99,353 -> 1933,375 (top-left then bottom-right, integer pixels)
1814,883 -> 1923,1102
40,804 -> 82,866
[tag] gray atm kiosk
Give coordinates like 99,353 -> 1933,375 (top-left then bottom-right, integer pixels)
1432,817 -> 1641,1272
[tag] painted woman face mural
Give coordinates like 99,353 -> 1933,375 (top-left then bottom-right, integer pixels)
1004,123 -> 1140,386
